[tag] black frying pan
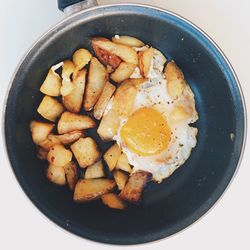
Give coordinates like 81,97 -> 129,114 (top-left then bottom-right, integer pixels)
4,0 -> 246,245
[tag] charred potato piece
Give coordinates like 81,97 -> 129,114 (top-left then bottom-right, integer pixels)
97,109 -> 120,141
63,69 -> 86,113
110,62 -> 136,83
104,143 -> 121,171
40,69 -> 62,97
57,112 -> 95,134
73,48 -> 92,70
46,164 -> 66,186
85,160 -> 105,179
113,170 -> 128,190
63,161 -> 78,190
84,57 -> 107,111
112,35 -> 144,48
30,121 -> 54,144
37,96 -> 64,122
71,137 -> 101,168
73,179 -> 116,202
119,171 -> 152,204
92,37 -> 138,65
93,81 -> 116,120
101,193 -> 127,210
116,153 -> 132,173
47,144 -> 72,167
36,146 -> 49,160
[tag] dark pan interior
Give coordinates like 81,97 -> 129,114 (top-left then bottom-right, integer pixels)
4,5 -> 245,245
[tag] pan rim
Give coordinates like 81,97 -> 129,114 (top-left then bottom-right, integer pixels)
2,3 -> 247,246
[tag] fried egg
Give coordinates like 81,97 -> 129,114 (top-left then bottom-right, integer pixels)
108,49 -> 198,182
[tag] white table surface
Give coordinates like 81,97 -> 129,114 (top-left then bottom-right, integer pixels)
0,0 -> 250,249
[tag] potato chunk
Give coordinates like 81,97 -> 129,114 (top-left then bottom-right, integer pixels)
113,170 -> 128,190
73,48 -> 92,70
101,193 -> 126,210
47,144 -> 72,167
71,137 -> 101,168
85,160 -> 105,179
37,96 -> 64,122
138,47 -> 154,77
110,62 -> 136,83
30,121 -> 54,144
93,82 -> 116,120
63,69 -> 86,113
46,164 -> 66,186
60,60 -> 75,96
120,171 -> 152,204
73,179 -> 116,202
112,35 -> 144,47
116,153 -> 132,173
104,143 -> 121,171
40,69 -> 61,96
57,112 -> 95,134
63,161 -> 78,190
84,57 -> 107,111
51,130 -> 84,145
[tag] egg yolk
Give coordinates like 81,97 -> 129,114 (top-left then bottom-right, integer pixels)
120,107 -> 171,156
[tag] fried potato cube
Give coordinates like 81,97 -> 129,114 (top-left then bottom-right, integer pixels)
36,146 -> 49,160
38,134 -> 60,150
46,164 -> 66,186
40,69 -> 62,96
97,109 -> 120,141
60,60 -> 75,96
51,130 -> 84,145
112,35 -> 144,48
73,179 -> 116,202
57,112 -> 95,134
85,160 -> 105,179
62,69 -> 86,113
71,137 -> 101,168
84,57 -> 107,111
116,153 -> 132,173
63,161 -> 78,190
92,37 -> 138,65
170,106 -> 190,123
164,61 -> 186,99
112,83 -> 137,117
73,48 -> 92,70
101,193 -> 127,210
138,47 -> 154,77
30,121 -> 54,144
113,170 -> 128,190
104,143 -> 121,171
37,96 -> 64,122
47,144 -> 72,167
92,37 -> 122,70
93,81 -> 116,120
110,62 -> 136,83
119,171 -> 152,204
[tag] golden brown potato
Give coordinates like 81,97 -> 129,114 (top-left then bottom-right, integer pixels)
73,179 -> 116,202
103,143 -> 121,171
92,37 -> 122,70
71,137 -> 101,168
36,146 -> 49,160
46,164 -> 66,186
110,62 -> 136,83
30,121 -> 54,144
119,171 -> 152,204
57,112 -> 95,134
164,61 -> 186,99
40,69 -> 62,96
116,153 -> 132,173
113,170 -> 128,190
60,60 -> 75,96
93,82 -> 116,120
47,144 -> 72,167
138,47 -> 154,77
92,37 -> 138,65
84,57 -> 107,111
112,35 -> 144,48
51,130 -> 84,145
37,96 -> 64,122
101,193 -> 127,210
38,134 -> 60,150
62,69 -> 86,113
85,160 -> 105,179
73,48 -> 92,70
97,109 -> 120,141
63,161 -> 78,190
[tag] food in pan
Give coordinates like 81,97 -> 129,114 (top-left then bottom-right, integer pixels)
30,35 -> 198,209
